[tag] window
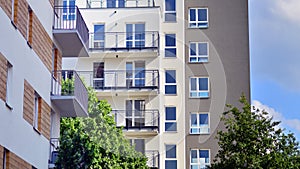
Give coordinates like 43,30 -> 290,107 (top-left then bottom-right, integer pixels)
126,23 -> 145,48
34,93 -> 41,131
165,0 -> 176,22
190,113 -> 209,134
126,100 -> 145,128
165,107 -> 176,131
165,144 -> 177,169
190,149 -> 210,169
165,70 -> 176,94
63,0 -> 76,20
190,77 -> 209,98
165,34 -> 176,57
190,42 -> 208,62
189,8 -> 208,28
126,61 -> 145,87
93,62 -> 104,89
129,139 -> 145,154
3,148 -> 9,169
107,0 -> 125,8
11,0 -> 17,24
6,62 -> 13,108
27,6 -> 33,46
93,24 -> 105,48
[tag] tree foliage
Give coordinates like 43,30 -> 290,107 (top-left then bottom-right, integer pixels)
56,84 -> 148,169
210,95 -> 300,169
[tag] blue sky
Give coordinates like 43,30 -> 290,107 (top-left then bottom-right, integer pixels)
250,0 -> 300,141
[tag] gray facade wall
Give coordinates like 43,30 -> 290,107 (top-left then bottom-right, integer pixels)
184,0 -> 250,168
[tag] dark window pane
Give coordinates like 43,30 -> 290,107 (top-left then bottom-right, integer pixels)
189,9 -> 196,21
166,107 -> 176,120
199,43 -> 208,55
200,150 -> 209,158
190,78 -> 197,90
198,9 -> 207,21
165,122 -> 177,131
200,114 -> 208,125
166,160 -> 177,169
199,78 -> 208,90
165,34 -> 176,46
166,145 -> 176,158
190,43 -> 196,56
165,0 -> 175,11
165,13 -> 176,22
191,114 -> 197,126
165,48 -> 176,57
165,85 -> 177,94
107,0 -> 116,8
165,70 -> 176,83
118,0 -> 125,7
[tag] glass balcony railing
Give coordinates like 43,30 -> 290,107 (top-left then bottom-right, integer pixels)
86,0 -> 157,8
112,109 -> 159,131
89,31 -> 159,52
51,70 -> 88,117
78,70 -> 159,91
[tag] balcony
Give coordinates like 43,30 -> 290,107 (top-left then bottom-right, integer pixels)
53,6 -> 89,57
86,0 -> 157,8
78,70 -> 159,96
145,150 -> 159,169
51,70 -> 89,117
89,31 -> 159,55
48,138 -> 59,168
112,109 -> 159,136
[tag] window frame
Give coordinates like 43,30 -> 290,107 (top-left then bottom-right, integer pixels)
188,8 -> 209,28
189,42 -> 209,63
164,0 -> 176,22
190,112 -> 210,134
190,149 -> 210,169
33,93 -> 41,131
93,24 -> 105,48
165,34 -> 176,58
6,62 -> 13,109
126,23 -> 146,48
165,106 -> 177,132
165,144 -> 177,169
165,70 -> 177,95
189,77 -> 209,98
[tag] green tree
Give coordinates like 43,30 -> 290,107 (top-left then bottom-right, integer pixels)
56,84 -> 148,169
210,95 -> 300,169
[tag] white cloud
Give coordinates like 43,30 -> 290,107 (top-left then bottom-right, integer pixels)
273,0 -> 300,25
252,100 -> 300,134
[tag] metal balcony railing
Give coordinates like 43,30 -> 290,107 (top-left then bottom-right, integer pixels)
53,6 -> 89,45
86,0 -> 156,8
112,109 -> 159,131
89,31 -> 159,52
49,138 -> 59,167
78,70 -> 159,91
51,70 -> 88,117
145,150 -> 159,168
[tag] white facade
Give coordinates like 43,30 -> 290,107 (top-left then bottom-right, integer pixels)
69,0 -> 186,168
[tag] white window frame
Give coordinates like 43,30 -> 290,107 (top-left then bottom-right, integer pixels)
165,70 -> 177,95
164,0 -> 176,22
189,77 -> 209,98
190,112 -> 210,134
165,33 -> 176,58
189,42 -> 209,63
34,93 -> 40,130
93,23 -> 105,48
188,8 -> 208,28
190,149 -> 210,169
165,144 -> 177,169
165,106 -> 177,132
6,62 -> 13,108
126,23 -> 146,48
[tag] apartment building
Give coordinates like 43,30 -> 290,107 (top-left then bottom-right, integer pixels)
0,0 -> 88,168
63,0 -> 250,168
